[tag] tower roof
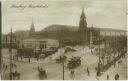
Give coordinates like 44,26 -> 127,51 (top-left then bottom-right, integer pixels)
80,8 -> 86,18
29,21 -> 35,37
30,21 -> 35,32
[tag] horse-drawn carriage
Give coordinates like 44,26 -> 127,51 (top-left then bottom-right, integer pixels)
38,67 -> 47,79
67,56 -> 81,69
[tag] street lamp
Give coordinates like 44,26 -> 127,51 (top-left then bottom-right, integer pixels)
60,45 -> 65,80
35,37 -> 40,61
9,28 -> 13,80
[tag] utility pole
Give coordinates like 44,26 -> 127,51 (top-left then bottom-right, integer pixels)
115,32 -> 116,57
59,30 -> 65,80
103,31 -> 107,66
61,44 -> 65,80
109,31 -> 112,62
35,39 -> 36,60
90,26 -> 94,55
9,28 -> 12,80
62,56 -> 64,80
119,32 -> 122,56
98,30 -> 100,61
97,29 -> 101,76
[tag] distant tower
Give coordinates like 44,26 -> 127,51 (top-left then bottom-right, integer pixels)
79,8 -> 88,45
29,21 -> 35,37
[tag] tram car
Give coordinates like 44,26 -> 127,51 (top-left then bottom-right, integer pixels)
67,56 -> 81,69
18,38 -> 59,58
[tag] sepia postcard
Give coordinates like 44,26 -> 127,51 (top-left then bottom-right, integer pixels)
1,0 -> 127,80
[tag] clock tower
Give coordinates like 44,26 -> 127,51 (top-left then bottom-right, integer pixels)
79,9 -> 88,45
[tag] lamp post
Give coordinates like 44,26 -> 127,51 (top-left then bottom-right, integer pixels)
97,29 -> 101,76
62,55 -> 65,80
114,32 -> 116,57
103,31 -> 107,66
98,30 -> 100,61
35,39 -> 36,59
36,37 -> 40,61
59,29 -> 65,80
61,43 -> 65,80
9,28 -> 13,80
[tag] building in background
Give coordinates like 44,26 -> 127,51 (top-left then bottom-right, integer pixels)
20,38 -> 59,53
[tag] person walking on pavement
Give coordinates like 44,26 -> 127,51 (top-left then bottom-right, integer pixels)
87,67 -> 90,76
107,74 -> 109,80
29,56 -> 31,63
115,73 -> 119,80
18,72 -> 20,80
114,62 -> 116,68
5,65 -> 7,70
70,70 -> 75,80
91,49 -> 93,54
37,53 -> 39,61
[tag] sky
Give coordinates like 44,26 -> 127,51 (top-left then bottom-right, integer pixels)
2,0 -> 127,34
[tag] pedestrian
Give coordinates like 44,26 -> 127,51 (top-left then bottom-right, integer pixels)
97,68 -> 101,76
115,73 -> 119,80
16,55 -> 18,60
37,53 -> 39,61
91,49 -> 93,54
114,62 -> 116,68
95,67 -> 97,72
29,57 -> 30,63
18,73 -> 20,80
87,67 -> 90,76
70,70 -> 75,79
21,56 -> 23,61
107,74 -> 109,80
5,65 -> 7,69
